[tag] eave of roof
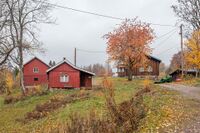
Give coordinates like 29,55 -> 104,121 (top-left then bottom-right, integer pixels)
23,57 -> 50,68
147,55 -> 161,62
46,59 -> 95,76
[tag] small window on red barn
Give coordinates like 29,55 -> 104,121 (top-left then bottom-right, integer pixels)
60,74 -> 69,83
34,78 -> 39,81
33,67 -> 39,73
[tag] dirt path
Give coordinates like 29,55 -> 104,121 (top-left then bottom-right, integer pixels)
160,83 -> 200,100
159,83 -> 200,133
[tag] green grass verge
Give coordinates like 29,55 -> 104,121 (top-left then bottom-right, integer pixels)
0,77 -> 199,132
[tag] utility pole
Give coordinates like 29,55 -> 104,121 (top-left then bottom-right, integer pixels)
180,24 -> 184,77
74,48 -> 77,66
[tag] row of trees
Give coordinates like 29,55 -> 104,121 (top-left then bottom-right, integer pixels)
0,0 -> 53,94
83,63 -> 113,77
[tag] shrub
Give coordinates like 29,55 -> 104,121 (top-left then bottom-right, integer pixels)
0,70 -> 14,94
0,73 -> 6,94
4,85 -> 49,105
25,84 -> 49,96
6,72 -> 14,95
59,111 -> 117,133
102,77 -> 150,132
4,94 -> 24,104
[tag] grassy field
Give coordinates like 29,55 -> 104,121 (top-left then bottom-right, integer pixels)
0,78 -> 199,132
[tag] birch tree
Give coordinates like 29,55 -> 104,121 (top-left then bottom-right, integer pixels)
0,1 -> 14,66
1,0 -> 53,94
172,0 -> 200,30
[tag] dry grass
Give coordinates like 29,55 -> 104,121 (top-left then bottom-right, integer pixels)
42,78 -> 152,133
23,92 -> 90,121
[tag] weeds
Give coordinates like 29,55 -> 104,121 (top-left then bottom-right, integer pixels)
102,77 -> 150,132
23,92 -> 90,121
4,85 -> 49,104
47,78 -> 151,133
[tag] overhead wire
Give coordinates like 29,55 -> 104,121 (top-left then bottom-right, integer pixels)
40,1 -> 180,57
44,1 -> 177,27
156,47 -> 177,56
153,30 -> 177,49
76,48 -> 106,54
154,28 -> 178,41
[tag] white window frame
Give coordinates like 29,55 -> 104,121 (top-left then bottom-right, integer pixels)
60,74 -> 69,83
139,67 -> 144,72
33,67 -> 39,73
147,66 -> 153,72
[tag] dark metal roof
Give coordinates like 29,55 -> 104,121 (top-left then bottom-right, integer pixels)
147,55 -> 161,62
170,69 -> 197,75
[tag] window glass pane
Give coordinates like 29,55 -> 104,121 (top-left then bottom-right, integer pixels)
139,67 -> 144,72
60,74 -> 69,82
33,67 -> 39,73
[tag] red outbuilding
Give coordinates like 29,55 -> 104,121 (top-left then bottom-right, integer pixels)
47,58 -> 95,89
23,57 -> 50,86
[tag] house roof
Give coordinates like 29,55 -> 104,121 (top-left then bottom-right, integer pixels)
46,59 -> 95,76
147,55 -> 161,62
23,57 -> 50,67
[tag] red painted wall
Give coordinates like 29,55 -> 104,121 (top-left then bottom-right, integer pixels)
23,58 -> 49,86
48,63 -> 80,88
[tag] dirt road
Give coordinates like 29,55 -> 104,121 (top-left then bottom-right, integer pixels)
159,83 -> 200,133
160,83 -> 200,100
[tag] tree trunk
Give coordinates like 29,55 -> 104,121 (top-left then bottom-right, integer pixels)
127,67 -> 133,81
196,70 -> 198,78
19,41 -> 25,95
19,65 -> 25,95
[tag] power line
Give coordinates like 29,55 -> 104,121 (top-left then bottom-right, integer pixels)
44,1 -> 177,27
156,47 -> 177,56
76,48 -> 106,54
47,2 -> 124,20
154,28 -> 178,41
153,30 -> 177,49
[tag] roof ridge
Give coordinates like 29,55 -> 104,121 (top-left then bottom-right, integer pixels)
46,59 -> 95,76
24,56 -> 50,67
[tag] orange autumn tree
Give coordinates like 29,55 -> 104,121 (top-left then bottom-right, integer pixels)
104,19 -> 154,81
185,30 -> 200,77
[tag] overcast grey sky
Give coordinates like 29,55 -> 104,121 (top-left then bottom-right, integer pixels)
29,0 -> 180,68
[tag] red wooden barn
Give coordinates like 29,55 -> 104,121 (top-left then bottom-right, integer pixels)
23,57 -> 95,88
46,58 -> 95,88
23,57 -> 50,86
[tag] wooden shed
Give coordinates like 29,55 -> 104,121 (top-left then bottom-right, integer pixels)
169,69 -> 198,81
23,57 -> 50,86
46,58 -> 95,89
